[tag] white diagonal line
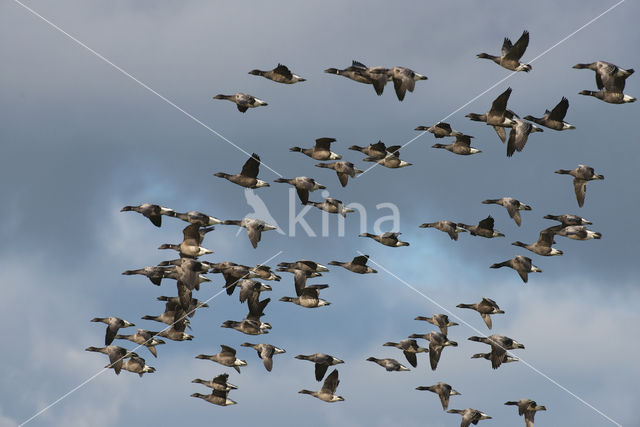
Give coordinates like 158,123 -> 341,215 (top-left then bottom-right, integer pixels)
360,252 -> 622,427
358,0 -> 625,178
11,0 -> 283,178
18,250 -> 283,426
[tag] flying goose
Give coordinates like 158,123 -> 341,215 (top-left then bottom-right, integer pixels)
214,153 -> 270,189
192,373 -> 238,392
447,408 -> 492,427
551,225 -> 601,240
91,317 -> 135,346
280,284 -> 331,308
85,345 -> 131,375
159,294 -> 206,320
278,260 -> 329,274
222,218 -> 277,249
366,357 -> 410,372
299,369 -> 344,402
506,119 -> 543,157
196,345 -> 248,374
122,266 -> 171,286
505,399 -> 547,427
114,329 -> 165,358
457,216 -> 504,238
466,87 -> 518,142
544,214 -> 591,226
157,326 -> 193,341
172,210 -> 222,226
117,353 -> 155,377
273,176 -> 326,205
478,30 -> 531,72
307,198 -> 355,217
574,61 -> 635,103
325,61 -> 389,95
348,140 -> 397,159
408,331 -> 458,371
490,255 -> 541,283
382,339 -> 428,368
363,148 -> 412,168
141,310 -> 186,327
328,255 -> 377,274
213,93 -> 267,112
251,265 -> 282,281
432,134 -> 481,155
389,66 -> 428,101
524,97 -> 575,130
290,137 -> 342,160
471,352 -> 519,364
210,262 -> 260,295
222,294 -> 271,335
414,314 -> 459,336
512,228 -> 563,256
456,298 -> 504,329
120,203 -> 175,227
420,220 -> 467,241
468,335 -> 525,369
295,353 -> 344,381
191,389 -> 237,406
157,258 -> 208,291
415,122 -> 464,138
315,161 -> 363,187
241,342 -> 286,372
359,231 -> 410,247
482,197 -> 531,226
158,224 -> 214,258
416,382 -> 461,411
555,165 -> 604,207
276,267 -> 321,296
249,63 -> 305,84
237,279 -> 272,305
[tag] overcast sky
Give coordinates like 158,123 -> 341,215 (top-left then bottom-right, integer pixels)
1,0 -> 639,426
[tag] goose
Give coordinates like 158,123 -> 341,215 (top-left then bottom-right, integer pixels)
141,310 -> 186,327
574,61 -> 635,103
366,357 -> 410,372
120,203 -> 175,227
544,214 -> 591,226
420,221 -> 467,241
456,298 -> 504,329
122,266 -> 171,286
389,66 -> 428,101
363,148 -> 412,168
222,218 -> 277,249
457,216 -> 504,238
328,255 -> 377,274
158,224 -> 214,258
159,294 -> 206,320
276,266 -> 321,296
248,63 -> 305,84
172,210 -> 222,226
280,284 -> 331,308
325,60 -> 389,95
91,317 -> 135,346
237,279 -> 272,305
512,228 -> 563,256
214,153 -> 269,189
315,161 -> 363,187
555,165 -> 604,207
278,260 -> 329,274
295,353 -> 344,381
552,225 -> 601,240
290,137 -> 342,160
524,97 -> 575,130
196,345 -> 247,374
408,331 -> 458,371
382,339 -> 428,368
191,390 -> 237,406
414,314 -> 459,336
299,369 -> 344,402
490,255 -> 541,283
158,266 -> 211,288
432,134 -> 481,155
241,342 -> 286,372
157,326 -> 193,342
506,119 -> 543,157
114,329 -> 165,358
349,140 -> 399,159
222,295 -> 271,335
477,30 -> 531,72
468,335 -> 525,369
447,408 -> 492,427
505,399 -> 546,427
471,352 -> 519,364
482,197 -> 531,226
117,354 -> 155,377
273,176 -> 326,205
85,345 -> 131,374
158,258 -> 208,291
415,122 -> 464,138
192,373 -> 238,392
466,87 -> 518,142
416,382 -> 461,411
307,198 -> 355,217
251,265 -> 281,281
211,263 -> 260,295
213,93 -> 267,112
359,231 -> 410,247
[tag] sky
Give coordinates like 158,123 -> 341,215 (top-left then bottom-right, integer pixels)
1,0 -> 639,426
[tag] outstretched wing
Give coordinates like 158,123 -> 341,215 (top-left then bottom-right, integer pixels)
504,30 -> 529,61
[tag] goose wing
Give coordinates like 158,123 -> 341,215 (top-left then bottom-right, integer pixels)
240,153 -> 261,178
548,97 -> 569,121
504,30 -> 529,61
321,369 -> 340,393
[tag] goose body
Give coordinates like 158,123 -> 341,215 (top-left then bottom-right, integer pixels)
191,373 -> 238,392
273,176 -> 326,204
457,216 -> 504,238
191,390 -> 237,406
91,316 -> 135,346
290,137 -> 342,160
366,357 -> 410,372
490,255 -> 541,283
280,284 -> 331,308
382,339 -> 428,368
477,30 -> 531,72
468,335 -> 525,369
295,353 -> 344,381
249,63 -> 305,84
359,232 -> 409,247
414,314 -> 459,336
214,153 -> 269,189
120,203 -> 175,227
415,122 -> 463,138
307,198 -> 354,217
349,140 -> 397,159
241,342 -> 286,372
447,408 -> 492,427
574,61 -> 635,103
213,93 -> 267,112
196,345 -> 247,373
524,97 -> 575,130
85,345 -> 131,375
506,119 -> 543,157
420,220 -> 466,241
118,354 -> 155,377
172,210 -> 222,226
416,382 -> 461,411
456,298 -> 504,329
544,214 -> 591,226
325,61 -> 388,95
363,147 -> 412,168
432,134 -> 481,155
505,399 -> 547,427
299,369 -> 344,402
482,197 -> 531,226
315,161 -> 363,187
466,87 -> 518,142
158,224 -> 214,258
512,228 -> 563,256
408,331 -> 457,371
114,329 -> 165,358
552,225 -> 601,240
328,255 -> 377,274
389,66 -> 428,101
222,218 -> 277,249
555,165 -> 604,207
